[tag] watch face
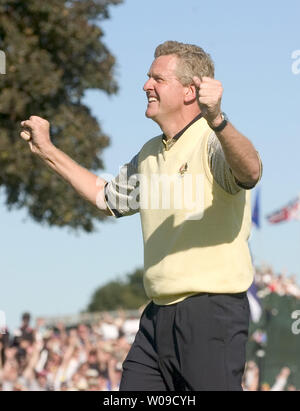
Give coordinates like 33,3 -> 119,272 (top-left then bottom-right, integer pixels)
221,112 -> 228,122
211,112 -> 228,132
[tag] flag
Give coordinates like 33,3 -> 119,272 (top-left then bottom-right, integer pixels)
266,196 -> 300,224
247,282 -> 262,323
252,187 -> 260,229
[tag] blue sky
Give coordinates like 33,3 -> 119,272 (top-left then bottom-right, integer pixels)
1,0 -> 300,330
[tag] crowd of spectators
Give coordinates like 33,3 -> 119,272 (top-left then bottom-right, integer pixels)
245,265 -> 300,391
0,311 -> 140,391
1,264 -> 300,391
243,362 -> 297,391
2,310 -> 297,391
254,264 -> 300,299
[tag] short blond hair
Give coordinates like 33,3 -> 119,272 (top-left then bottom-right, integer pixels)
154,40 -> 215,85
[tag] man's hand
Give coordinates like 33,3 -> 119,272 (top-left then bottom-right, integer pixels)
192,77 -> 261,186
20,115 -> 110,211
20,116 -> 52,158
193,76 -> 223,127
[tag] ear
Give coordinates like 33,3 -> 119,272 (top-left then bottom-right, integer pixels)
183,84 -> 197,103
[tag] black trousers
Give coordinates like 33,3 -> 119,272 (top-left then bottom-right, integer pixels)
120,292 -> 250,391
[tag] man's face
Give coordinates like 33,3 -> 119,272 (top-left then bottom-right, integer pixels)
143,55 -> 186,124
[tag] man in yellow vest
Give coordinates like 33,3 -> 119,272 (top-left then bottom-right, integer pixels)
20,41 -> 262,391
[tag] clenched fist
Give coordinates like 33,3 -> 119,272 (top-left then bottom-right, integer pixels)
193,76 -> 223,127
20,116 -> 52,158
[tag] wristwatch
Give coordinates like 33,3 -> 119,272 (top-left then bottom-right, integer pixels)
209,112 -> 228,132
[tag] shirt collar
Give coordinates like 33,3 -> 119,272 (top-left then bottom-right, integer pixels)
162,113 -> 203,143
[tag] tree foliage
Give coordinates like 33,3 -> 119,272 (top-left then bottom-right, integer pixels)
87,268 -> 149,311
0,0 -> 122,231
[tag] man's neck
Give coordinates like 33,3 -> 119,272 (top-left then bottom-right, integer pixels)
158,111 -> 201,140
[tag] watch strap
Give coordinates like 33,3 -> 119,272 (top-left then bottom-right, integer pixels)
210,112 -> 228,132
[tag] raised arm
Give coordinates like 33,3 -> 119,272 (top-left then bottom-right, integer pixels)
20,116 -> 110,214
193,76 -> 261,187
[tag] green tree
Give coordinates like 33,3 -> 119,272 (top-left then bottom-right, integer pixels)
87,268 -> 148,311
0,0 -> 122,231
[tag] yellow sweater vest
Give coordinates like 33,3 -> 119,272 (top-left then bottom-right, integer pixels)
138,117 -> 253,305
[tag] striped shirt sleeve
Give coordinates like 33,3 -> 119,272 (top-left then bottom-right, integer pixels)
207,132 -> 262,194
104,153 -> 140,218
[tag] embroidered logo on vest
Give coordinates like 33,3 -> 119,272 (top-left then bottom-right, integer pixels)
179,162 -> 188,176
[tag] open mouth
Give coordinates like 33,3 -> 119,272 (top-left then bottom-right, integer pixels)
147,97 -> 159,103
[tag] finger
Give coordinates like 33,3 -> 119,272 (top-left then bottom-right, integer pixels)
198,87 -> 213,95
200,79 -> 222,93
29,115 -> 42,121
20,120 -> 32,129
192,76 -> 202,87
198,85 -> 222,96
20,130 -> 31,142
198,90 -> 219,99
198,83 -> 218,90
201,76 -> 219,84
